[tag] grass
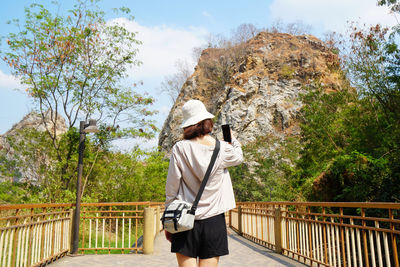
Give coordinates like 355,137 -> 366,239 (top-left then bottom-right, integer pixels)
79,219 -> 144,254
280,65 -> 295,79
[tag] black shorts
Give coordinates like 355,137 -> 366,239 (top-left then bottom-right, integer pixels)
171,213 -> 229,259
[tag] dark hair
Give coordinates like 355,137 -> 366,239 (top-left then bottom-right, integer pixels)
183,119 -> 214,140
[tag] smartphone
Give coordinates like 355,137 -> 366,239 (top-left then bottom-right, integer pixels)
222,124 -> 232,143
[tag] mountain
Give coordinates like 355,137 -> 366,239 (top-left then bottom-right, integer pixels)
0,110 -> 67,183
159,32 -> 347,156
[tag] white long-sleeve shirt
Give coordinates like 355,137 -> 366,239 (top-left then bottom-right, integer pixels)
165,137 -> 243,220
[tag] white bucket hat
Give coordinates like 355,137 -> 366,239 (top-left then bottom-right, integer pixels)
181,99 -> 214,128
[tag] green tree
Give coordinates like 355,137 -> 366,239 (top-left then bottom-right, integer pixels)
80,147 -> 168,203
292,3 -> 400,203
0,125 -> 169,203
1,0 -> 157,190
378,0 -> 400,11
296,70 -> 399,202
342,22 -> 400,201
345,24 -> 400,120
230,135 -> 300,202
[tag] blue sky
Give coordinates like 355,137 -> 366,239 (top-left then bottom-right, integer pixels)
0,0 -> 397,148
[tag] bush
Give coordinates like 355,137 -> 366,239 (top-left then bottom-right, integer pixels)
311,152 -> 390,202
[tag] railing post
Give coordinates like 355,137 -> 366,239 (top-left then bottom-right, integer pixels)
10,209 -> 19,266
143,207 -> 155,254
40,208 -> 46,260
69,208 -> 75,253
238,205 -> 243,236
274,207 -> 282,254
155,206 -> 161,234
229,210 -> 232,228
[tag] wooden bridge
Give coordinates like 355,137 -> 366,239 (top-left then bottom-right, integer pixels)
0,201 -> 399,266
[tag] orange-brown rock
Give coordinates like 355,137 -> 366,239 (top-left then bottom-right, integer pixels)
159,32 -> 348,155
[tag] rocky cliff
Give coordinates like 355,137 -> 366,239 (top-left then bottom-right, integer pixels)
0,110 -> 67,182
159,32 -> 347,155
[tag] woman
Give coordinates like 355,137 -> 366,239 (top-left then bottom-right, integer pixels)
165,99 -> 243,267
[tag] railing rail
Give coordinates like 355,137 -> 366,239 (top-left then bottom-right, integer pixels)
0,204 -> 74,267
78,202 -> 163,254
2,201 -> 399,267
0,202 -> 164,266
231,202 -> 400,267
230,203 -> 277,250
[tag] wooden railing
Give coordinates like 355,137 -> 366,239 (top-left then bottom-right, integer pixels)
230,202 -> 400,267
2,201 -> 399,266
0,202 -> 163,266
78,202 -> 163,254
0,203 -> 73,267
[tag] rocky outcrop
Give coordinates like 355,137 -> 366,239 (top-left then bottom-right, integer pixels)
0,110 -> 67,183
4,110 -> 68,137
159,32 -> 347,156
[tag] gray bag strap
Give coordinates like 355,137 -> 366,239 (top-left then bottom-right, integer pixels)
189,139 -> 220,215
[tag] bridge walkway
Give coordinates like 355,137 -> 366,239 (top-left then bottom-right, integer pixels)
49,229 -> 306,267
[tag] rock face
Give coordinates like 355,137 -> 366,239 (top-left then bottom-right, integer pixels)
0,110 -> 67,182
3,110 -> 68,137
159,32 -> 346,155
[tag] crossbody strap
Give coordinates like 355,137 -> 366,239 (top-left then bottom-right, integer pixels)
189,139 -> 220,215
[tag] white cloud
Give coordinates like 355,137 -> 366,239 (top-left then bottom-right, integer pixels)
202,11 -> 211,18
0,70 -> 23,90
109,18 -> 208,80
2,19 -> 208,92
269,0 -> 398,33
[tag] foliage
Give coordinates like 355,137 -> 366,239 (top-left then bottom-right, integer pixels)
294,43 -> 400,202
0,127 -> 168,203
6,127 -> 60,180
0,152 -> 19,180
0,181 -> 42,204
280,65 -> 296,80
3,0 -> 156,140
378,0 -> 400,12
230,162 -> 264,201
230,135 -> 300,202
1,0 -> 157,192
3,1 -> 400,205
235,9 -> 400,203
92,148 -> 168,203
296,85 -> 354,178
345,23 -> 400,118
311,152 -> 390,202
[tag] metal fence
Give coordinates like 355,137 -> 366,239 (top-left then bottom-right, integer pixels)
230,202 -> 400,267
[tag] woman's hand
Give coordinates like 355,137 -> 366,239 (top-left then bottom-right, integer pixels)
165,230 -> 172,242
